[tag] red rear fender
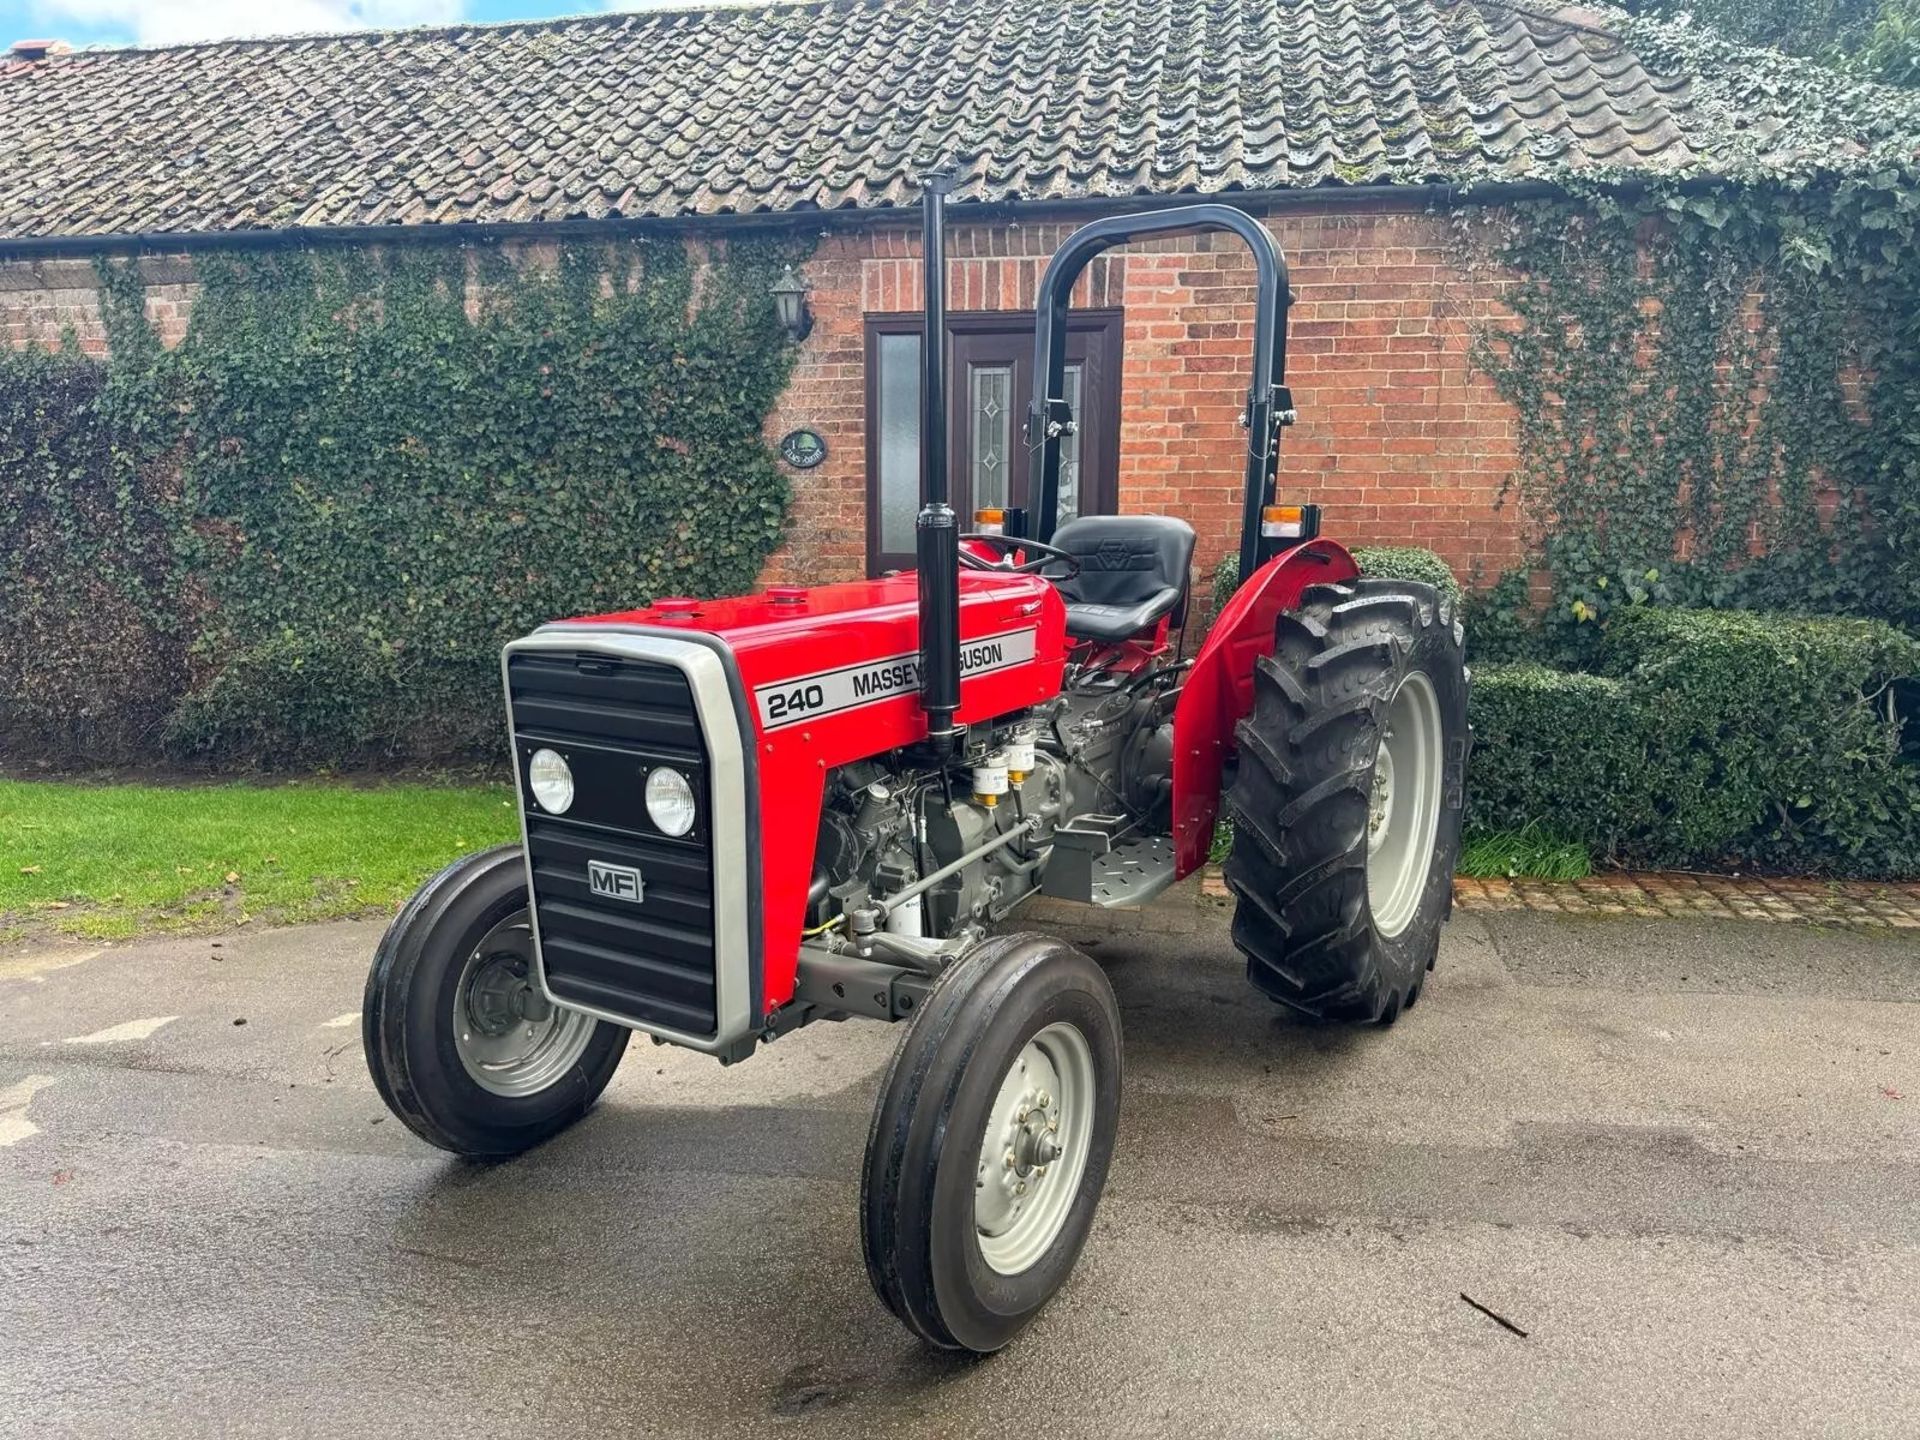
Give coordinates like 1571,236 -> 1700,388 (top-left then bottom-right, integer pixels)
1168,541 -> 1359,877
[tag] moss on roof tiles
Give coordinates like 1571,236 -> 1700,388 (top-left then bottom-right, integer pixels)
0,0 -> 1914,240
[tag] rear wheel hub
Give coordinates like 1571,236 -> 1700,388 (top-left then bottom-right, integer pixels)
1365,671 -> 1444,939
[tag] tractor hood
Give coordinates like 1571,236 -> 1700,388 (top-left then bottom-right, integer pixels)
558,570 -> 1069,742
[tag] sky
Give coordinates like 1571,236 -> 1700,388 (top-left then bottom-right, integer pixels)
1,0 -> 684,48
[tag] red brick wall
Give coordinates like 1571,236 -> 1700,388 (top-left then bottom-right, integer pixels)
760,197 -> 1522,587
0,255 -> 194,352
1,197 -> 1523,587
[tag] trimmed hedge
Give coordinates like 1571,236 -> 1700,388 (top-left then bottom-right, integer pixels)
1351,545 -> 1465,606
1469,608 -> 1920,876
1606,608 -> 1920,873
1207,543 -> 1463,622
1465,664 -> 1659,857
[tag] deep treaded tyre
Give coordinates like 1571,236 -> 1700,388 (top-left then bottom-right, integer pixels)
364,845 -> 630,1157
861,933 -> 1122,1353
1223,578 -> 1469,1023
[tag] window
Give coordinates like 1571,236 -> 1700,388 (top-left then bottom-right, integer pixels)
969,363 -> 1013,509
874,331 -> 921,560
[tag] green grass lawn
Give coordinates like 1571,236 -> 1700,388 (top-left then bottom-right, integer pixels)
1,778 -> 519,941
1,775 -> 1598,946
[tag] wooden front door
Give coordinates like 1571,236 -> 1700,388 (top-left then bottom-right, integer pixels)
864,310 -> 1122,575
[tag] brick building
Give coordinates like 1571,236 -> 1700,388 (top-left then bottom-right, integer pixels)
0,0 -> 1883,587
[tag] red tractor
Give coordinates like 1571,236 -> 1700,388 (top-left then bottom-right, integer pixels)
363,181 -> 1469,1353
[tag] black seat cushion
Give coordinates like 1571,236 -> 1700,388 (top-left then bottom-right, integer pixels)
1052,515 -> 1197,643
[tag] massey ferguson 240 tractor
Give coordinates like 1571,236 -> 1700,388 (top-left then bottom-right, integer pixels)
363,181 -> 1469,1353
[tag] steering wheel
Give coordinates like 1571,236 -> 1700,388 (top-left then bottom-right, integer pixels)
958,533 -> 1081,580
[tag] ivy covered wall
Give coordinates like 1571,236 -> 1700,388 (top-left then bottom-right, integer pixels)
0,235 -> 805,767
1459,21 -> 1920,660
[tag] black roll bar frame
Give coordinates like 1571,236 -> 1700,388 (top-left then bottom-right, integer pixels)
1025,205 -> 1298,583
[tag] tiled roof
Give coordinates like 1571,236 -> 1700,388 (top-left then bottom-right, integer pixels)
0,0 -> 1913,240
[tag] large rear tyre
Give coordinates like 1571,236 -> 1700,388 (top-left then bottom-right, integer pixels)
363,845 -> 630,1157
1224,578 -> 1469,1023
861,933 -> 1122,1353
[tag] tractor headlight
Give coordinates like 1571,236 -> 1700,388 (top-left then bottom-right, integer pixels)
527,748 -> 574,815
645,766 -> 697,837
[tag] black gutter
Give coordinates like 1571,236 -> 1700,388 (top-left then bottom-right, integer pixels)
0,178 -> 1701,260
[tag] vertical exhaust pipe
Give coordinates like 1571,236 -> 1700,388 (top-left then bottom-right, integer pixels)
916,175 -> 962,753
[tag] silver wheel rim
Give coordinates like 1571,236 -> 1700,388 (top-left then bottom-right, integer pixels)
975,1021 -> 1097,1276
1366,670 -> 1444,940
452,911 -> 596,1098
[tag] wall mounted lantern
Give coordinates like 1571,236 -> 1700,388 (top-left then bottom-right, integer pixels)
770,265 -> 812,342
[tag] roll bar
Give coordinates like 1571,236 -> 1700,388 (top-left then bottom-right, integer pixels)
1025,205 -> 1298,584
911,191 -> 1298,747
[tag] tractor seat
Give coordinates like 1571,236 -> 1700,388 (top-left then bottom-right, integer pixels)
1051,515 -> 1197,644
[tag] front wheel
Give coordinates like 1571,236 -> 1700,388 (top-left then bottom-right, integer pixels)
861,933 -> 1122,1353
1224,578 -> 1469,1023
363,845 -> 630,1157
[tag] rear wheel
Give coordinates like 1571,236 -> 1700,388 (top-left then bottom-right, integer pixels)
1224,579 -> 1468,1022
363,845 -> 630,1157
861,933 -> 1122,1353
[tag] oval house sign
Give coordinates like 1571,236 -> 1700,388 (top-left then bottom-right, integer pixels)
779,428 -> 828,469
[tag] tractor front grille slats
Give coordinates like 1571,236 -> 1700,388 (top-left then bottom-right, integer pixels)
507,652 -> 705,754
508,649 -> 719,1037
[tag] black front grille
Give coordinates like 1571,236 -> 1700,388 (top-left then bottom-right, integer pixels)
508,650 -> 718,1037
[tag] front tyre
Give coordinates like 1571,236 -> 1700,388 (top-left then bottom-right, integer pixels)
363,845 -> 630,1157
1225,578 -> 1469,1023
862,934 -> 1122,1353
